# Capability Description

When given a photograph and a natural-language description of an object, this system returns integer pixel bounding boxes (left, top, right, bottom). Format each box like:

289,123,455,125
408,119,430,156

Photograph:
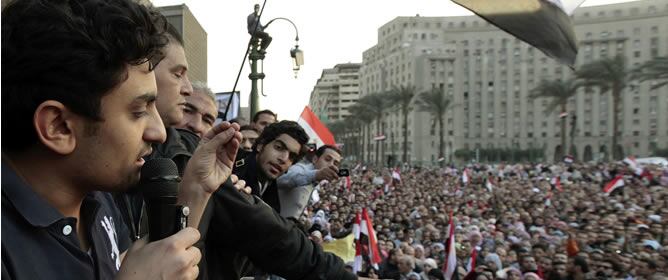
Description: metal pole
248,38,265,119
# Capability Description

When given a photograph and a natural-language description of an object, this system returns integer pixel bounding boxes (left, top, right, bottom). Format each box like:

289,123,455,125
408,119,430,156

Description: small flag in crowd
352,208,382,273
466,246,478,273
340,176,352,192
392,168,402,182
443,211,457,280
550,176,563,192
603,175,625,195
373,134,386,141
452,0,584,66
462,168,471,184
623,156,645,176
485,177,495,192
545,191,553,206
563,155,574,164
297,106,336,147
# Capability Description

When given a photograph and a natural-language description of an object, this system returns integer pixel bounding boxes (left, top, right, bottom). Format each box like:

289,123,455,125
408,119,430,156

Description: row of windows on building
377,4,665,38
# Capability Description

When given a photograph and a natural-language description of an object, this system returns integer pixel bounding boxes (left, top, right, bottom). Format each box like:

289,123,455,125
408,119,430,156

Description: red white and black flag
452,0,584,67
603,175,625,195
297,106,336,147
352,208,382,273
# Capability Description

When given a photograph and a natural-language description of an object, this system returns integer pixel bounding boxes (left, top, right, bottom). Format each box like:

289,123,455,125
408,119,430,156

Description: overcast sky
152,0,640,121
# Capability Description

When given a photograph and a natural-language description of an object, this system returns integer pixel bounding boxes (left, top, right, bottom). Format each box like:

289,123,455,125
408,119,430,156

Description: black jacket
201,182,356,280
231,151,281,213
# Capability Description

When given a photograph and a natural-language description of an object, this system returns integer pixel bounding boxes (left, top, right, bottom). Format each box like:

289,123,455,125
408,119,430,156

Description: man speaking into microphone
0,0,224,279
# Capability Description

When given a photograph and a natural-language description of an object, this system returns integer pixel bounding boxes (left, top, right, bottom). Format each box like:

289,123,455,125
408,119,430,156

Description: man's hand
315,166,339,182
184,122,242,193
231,174,251,194
179,122,242,229
117,227,201,280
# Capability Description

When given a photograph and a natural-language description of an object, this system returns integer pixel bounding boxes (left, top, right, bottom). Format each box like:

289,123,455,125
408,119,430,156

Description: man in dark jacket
233,120,309,212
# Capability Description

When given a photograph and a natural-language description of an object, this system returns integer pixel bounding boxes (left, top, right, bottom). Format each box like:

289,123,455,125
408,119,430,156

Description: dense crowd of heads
304,162,668,279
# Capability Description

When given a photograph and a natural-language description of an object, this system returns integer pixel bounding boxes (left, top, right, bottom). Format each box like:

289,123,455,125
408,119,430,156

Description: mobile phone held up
337,169,350,177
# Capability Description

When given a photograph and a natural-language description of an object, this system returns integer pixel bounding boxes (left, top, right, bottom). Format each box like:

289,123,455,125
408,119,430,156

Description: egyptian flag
623,156,645,176
545,191,553,206
462,168,471,185
297,106,336,147
466,247,478,273
550,176,563,192
443,212,457,280
485,177,495,192
352,208,382,273
392,168,402,182
452,0,584,67
603,175,625,195
341,176,352,192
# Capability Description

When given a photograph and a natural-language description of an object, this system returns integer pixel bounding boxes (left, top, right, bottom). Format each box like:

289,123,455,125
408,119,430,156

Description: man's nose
146,109,167,144
181,75,193,97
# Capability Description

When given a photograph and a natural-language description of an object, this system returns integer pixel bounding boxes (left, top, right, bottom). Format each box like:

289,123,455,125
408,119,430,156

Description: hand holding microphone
116,227,201,280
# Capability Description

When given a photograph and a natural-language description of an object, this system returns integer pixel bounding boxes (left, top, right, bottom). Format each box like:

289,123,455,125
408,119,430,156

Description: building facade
158,4,208,84
309,63,363,123
358,0,668,166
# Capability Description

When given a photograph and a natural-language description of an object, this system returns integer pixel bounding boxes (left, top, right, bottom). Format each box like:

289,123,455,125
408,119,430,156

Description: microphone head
139,158,180,199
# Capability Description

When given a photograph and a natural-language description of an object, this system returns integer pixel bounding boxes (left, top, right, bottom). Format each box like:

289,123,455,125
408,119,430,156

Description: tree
415,88,453,166
528,78,581,160
347,103,375,164
359,93,390,166
632,56,668,90
389,85,417,164
576,55,629,160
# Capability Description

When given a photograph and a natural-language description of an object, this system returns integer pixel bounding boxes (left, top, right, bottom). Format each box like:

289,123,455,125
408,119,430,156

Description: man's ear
33,100,78,155
255,143,263,153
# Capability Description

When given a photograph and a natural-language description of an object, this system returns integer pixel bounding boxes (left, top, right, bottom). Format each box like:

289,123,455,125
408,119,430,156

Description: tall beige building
358,0,668,165
158,4,207,83
309,63,362,123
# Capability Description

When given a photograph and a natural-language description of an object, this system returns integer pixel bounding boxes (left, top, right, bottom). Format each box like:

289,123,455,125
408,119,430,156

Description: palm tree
415,88,453,166
347,103,374,164
358,93,390,166
528,78,581,160
327,120,346,152
632,56,668,90
576,55,629,160
389,85,417,164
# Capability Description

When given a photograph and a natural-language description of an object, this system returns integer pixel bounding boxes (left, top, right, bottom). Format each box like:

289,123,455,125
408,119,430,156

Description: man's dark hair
165,21,184,46
315,145,341,157
2,0,168,152
252,109,277,122
254,120,308,159
240,124,260,133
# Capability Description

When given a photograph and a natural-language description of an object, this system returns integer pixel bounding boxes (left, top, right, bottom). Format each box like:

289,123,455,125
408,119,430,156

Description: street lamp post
248,38,265,118
248,17,303,119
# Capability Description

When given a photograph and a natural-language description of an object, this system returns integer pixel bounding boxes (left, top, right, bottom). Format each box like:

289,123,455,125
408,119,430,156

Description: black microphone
139,158,189,242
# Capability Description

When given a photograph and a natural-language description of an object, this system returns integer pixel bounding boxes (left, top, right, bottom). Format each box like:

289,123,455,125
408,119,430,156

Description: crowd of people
5,0,668,280
300,162,668,280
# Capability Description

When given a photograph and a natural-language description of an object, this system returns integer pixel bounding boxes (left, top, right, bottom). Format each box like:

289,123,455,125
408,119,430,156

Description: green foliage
453,148,545,163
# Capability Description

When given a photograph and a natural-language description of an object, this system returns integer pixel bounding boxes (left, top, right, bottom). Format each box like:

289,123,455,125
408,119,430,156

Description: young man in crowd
277,145,342,220
239,124,260,153
202,120,359,280
232,120,309,212
1,0,205,278
176,81,218,139
251,109,277,133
